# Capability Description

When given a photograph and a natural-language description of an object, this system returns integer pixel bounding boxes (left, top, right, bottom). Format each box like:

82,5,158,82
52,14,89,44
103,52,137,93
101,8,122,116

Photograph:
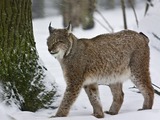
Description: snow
1,1,160,120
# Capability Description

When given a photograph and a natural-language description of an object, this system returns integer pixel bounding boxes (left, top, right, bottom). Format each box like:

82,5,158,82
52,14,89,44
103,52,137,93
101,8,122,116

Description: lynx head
47,22,73,60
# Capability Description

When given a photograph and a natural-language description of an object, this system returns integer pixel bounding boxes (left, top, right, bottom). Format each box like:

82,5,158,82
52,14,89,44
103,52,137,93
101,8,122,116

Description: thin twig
152,33,160,41
154,89,160,95
95,9,114,32
152,83,160,90
128,0,139,27
130,83,160,96
144,0,154,16
121,0,127,29
94,17,112,32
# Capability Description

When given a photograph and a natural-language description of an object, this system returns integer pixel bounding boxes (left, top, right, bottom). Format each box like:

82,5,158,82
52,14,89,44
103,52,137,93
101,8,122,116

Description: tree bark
0,0,56,111
32,0,44,19
62,0,81,27
81,0,96,30
62,0,96,30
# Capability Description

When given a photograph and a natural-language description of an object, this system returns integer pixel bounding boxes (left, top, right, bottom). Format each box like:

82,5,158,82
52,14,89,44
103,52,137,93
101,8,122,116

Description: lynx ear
48,22,54,34
66,21,72,33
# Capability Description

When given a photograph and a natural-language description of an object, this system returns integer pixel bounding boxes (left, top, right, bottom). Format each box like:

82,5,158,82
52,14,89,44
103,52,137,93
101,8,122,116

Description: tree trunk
0,0,56,111
32,0,44,19
62,0,96,30
81,0,96,30
62,0,81,27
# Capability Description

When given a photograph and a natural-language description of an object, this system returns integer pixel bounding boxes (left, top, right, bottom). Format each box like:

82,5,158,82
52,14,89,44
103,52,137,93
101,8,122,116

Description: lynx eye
58,41,63,44
53,41,63,46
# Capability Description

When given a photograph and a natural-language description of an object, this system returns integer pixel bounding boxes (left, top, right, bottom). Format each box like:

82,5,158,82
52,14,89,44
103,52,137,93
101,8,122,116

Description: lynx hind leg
84,83,104,118
130,50,154,110
105,83,124,115
130,73,154,110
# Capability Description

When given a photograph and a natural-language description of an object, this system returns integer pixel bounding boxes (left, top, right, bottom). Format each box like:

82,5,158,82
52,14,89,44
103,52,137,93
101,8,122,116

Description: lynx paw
49,115,56,118
93,112,104,118
105,111,118,115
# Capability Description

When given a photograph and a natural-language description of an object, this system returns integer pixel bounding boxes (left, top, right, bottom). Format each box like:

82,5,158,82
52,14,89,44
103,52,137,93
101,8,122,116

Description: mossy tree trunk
0,0,56,111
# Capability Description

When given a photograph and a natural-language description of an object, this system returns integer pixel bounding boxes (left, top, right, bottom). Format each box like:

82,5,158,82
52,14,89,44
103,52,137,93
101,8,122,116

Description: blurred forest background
32,0,148,30
32,0,146,18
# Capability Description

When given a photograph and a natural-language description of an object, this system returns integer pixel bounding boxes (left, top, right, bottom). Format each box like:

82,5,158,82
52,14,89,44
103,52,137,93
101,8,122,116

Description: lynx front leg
106,83,124,115
84,83,104,118
55,84,82,117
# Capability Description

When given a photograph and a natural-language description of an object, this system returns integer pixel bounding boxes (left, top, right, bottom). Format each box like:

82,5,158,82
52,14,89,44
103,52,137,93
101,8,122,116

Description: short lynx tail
139,32,149,42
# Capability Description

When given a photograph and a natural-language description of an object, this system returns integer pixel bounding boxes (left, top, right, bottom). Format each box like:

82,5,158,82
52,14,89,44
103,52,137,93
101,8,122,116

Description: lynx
47,22,154,118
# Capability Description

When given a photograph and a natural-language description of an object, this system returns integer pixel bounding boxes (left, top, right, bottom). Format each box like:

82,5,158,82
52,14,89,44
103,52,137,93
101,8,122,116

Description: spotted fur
47,23,154,118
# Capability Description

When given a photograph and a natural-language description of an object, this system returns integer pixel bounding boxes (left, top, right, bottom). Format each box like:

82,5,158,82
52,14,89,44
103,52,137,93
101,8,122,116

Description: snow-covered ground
1,1,160,120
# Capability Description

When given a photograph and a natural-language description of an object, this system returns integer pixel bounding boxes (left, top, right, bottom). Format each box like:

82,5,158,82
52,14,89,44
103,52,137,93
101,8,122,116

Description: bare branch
95,9,114,32
152,33,160,41
94,17,112,33
128,0,139,27
121,0,127,29
144,0,154,16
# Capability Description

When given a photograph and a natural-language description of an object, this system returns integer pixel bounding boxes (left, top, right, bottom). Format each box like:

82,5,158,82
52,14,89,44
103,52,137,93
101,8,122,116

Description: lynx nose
48,48,51,52
48,48,53,54
48,48,58,55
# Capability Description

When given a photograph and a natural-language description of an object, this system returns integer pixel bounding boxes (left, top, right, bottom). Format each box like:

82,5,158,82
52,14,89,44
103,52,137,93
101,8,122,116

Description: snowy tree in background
0,0,57,111
62,0,96,30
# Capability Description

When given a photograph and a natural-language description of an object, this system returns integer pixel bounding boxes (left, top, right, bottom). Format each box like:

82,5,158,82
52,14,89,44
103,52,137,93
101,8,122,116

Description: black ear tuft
66,21,72,33
49,22,54,34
